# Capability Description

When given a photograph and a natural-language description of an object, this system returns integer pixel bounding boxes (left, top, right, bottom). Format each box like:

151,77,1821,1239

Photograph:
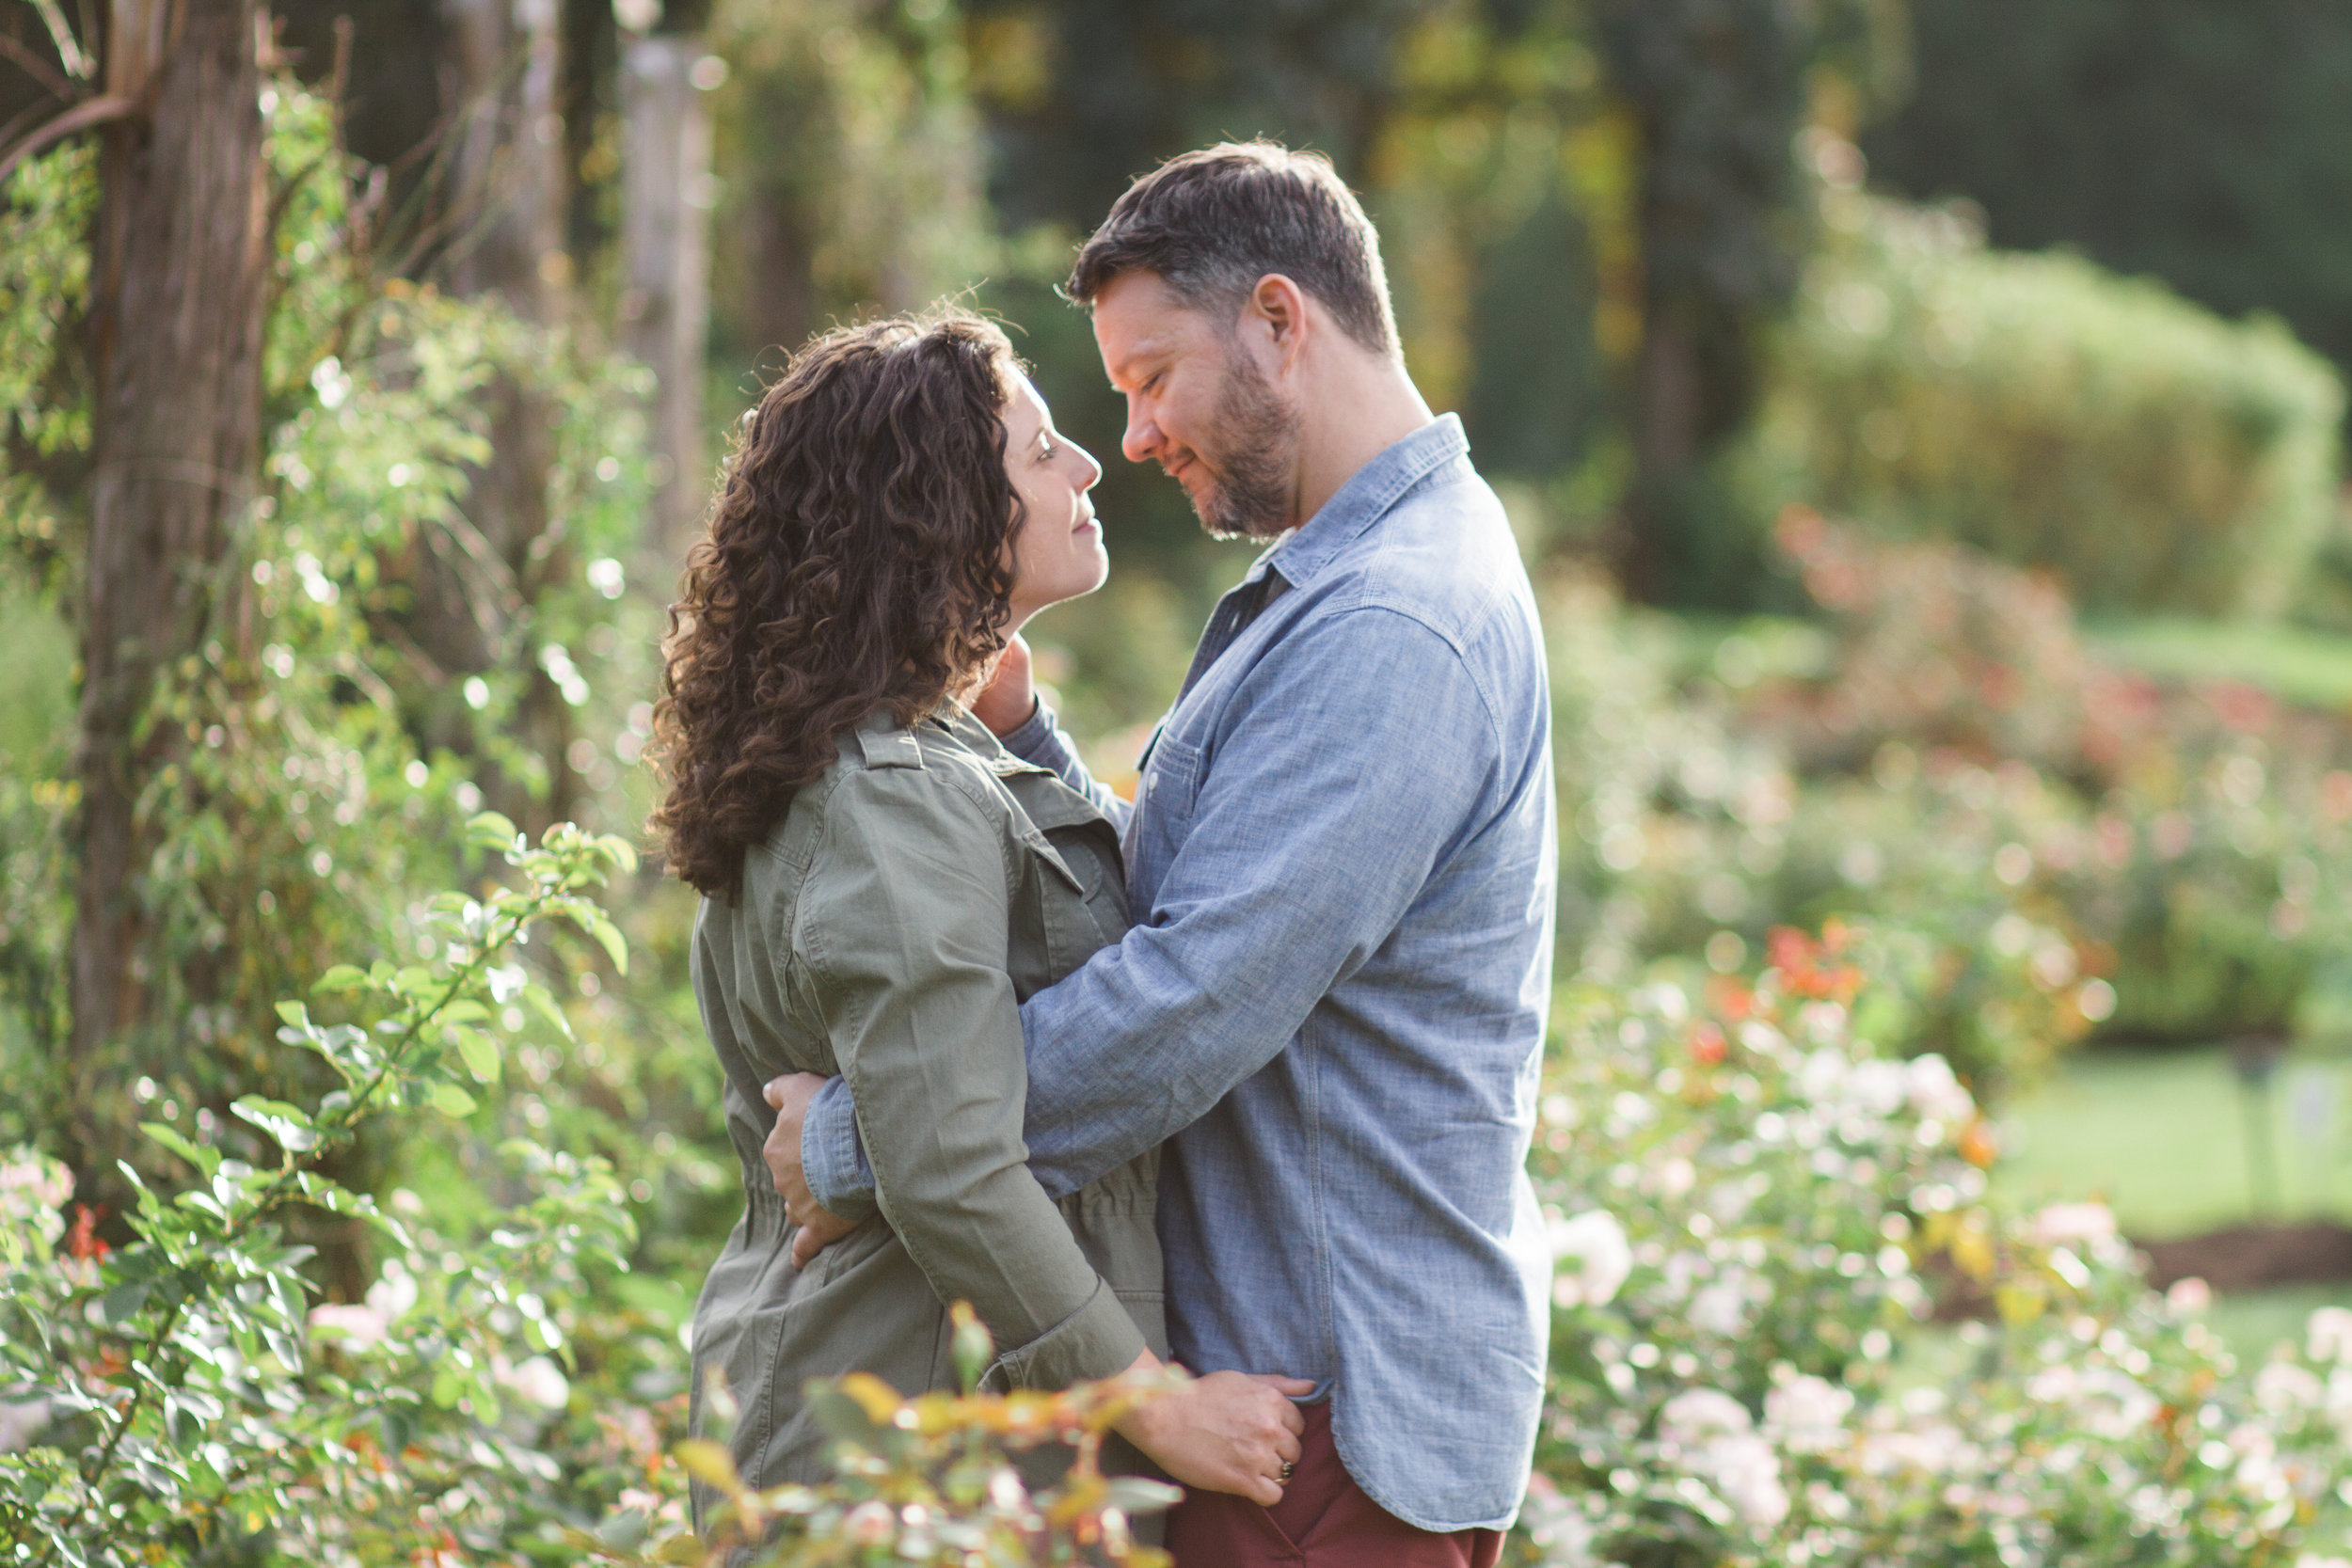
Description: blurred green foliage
1732,180,2345,618
1867,0,2352,427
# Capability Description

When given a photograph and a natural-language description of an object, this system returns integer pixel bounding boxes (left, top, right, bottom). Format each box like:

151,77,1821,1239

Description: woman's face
1000,372,1107,626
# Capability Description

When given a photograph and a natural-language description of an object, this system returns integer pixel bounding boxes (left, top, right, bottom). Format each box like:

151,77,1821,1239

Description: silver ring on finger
1278,1461,1295,1483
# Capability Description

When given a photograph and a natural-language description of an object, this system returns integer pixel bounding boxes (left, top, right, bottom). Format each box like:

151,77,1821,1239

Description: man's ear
1245,274,1311,369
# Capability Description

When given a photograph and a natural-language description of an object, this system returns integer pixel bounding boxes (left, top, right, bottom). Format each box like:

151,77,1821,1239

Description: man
770,141,1556,1567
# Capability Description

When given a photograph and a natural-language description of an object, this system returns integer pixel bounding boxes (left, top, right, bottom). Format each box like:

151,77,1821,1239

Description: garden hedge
1735,190,2345,618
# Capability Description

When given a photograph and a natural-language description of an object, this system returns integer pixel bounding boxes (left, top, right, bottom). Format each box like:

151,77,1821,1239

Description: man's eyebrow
1107,338,1171,389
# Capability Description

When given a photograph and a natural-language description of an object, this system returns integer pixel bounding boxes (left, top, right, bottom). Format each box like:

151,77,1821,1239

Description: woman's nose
1075,442,1104,490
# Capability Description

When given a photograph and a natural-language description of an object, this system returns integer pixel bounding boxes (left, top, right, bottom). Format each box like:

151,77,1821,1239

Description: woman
649,312,1304,1529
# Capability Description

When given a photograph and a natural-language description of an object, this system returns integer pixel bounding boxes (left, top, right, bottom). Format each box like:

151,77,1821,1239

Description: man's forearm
1002,701,1129,826
801,1074,877,1217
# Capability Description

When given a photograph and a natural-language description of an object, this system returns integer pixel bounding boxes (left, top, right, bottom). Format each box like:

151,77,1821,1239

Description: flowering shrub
1546,568,2101,1098
1522,933,2352,1565
0,817,644,1565
590,1302,1178,1567
1548,520,2352,1082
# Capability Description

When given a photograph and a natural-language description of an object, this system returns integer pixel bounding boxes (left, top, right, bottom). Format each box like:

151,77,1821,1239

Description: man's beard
1188,345,1301,541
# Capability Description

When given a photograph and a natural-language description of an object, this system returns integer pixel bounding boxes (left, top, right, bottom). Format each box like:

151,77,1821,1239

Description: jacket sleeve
799,766,1144,1391
999,698,1135,833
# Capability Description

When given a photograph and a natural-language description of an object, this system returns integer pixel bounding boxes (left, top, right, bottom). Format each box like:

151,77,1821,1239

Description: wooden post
618,33,713,557
72,0,266,1151
420,0,579,829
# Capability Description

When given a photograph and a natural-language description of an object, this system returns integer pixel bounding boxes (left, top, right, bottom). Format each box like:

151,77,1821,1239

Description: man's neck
1291,354,1435,528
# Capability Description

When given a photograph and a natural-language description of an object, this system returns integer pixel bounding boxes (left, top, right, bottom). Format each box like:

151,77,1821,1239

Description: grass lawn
1994,1044,2352,1361
2082,616,2352,710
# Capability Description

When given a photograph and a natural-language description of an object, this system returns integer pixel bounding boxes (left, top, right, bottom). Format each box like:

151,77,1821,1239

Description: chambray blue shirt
803,415,1556,1531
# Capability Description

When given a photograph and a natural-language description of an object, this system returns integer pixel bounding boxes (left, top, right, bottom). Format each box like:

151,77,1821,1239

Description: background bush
1730,178,2345,618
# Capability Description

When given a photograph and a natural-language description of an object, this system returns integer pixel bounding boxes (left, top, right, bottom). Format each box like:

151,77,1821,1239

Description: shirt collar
1263,413,1469,589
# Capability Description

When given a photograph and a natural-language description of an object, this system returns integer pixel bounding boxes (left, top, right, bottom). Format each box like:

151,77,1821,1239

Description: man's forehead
1093,274,1202,367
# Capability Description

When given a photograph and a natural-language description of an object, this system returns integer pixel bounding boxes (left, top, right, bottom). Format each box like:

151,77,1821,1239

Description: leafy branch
0,814,635,1566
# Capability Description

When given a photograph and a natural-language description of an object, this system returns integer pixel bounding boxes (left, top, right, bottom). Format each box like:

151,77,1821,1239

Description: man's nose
1121,398,1158,466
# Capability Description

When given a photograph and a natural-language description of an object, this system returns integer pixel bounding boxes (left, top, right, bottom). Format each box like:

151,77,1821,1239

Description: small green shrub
1735,182,2344,617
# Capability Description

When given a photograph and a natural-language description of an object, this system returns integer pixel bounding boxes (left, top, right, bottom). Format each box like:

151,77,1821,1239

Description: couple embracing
650,142,1557,1567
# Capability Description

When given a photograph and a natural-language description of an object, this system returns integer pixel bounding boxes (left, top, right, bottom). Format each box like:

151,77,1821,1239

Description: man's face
1091,270,1301,540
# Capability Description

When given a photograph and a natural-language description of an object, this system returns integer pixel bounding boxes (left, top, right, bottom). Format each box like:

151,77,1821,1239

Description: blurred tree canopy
1867,0,2352,420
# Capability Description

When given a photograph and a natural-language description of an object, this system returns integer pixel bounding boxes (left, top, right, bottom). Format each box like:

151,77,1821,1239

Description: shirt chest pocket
1132,730,1203,884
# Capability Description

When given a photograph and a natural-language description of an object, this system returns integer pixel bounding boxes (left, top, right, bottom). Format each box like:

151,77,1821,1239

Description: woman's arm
805,764,1304,1495
803,765,1139,1393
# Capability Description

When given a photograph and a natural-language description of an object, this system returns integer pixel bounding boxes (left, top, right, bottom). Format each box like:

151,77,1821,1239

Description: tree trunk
71,0,267,1162
1622,306,1701,600
418,0,578,830
618,32,712,558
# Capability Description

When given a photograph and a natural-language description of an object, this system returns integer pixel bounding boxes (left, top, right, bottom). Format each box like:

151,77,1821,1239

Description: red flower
66,1203,108,1263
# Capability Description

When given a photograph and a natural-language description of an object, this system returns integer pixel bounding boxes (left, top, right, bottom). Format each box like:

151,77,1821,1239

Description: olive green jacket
686,705,1165,1507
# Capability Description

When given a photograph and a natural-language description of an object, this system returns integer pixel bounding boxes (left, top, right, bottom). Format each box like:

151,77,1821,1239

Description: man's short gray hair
1068,141,1399,357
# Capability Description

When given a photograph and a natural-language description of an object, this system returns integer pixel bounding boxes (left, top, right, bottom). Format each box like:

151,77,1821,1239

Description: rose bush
1520,930,2352,1566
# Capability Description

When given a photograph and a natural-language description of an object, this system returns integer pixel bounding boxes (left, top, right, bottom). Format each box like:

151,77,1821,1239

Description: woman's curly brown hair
650,312,1025,896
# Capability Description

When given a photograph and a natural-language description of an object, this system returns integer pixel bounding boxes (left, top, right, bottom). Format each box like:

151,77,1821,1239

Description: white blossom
1550,1210,1633,1309
2029,1201,2119,1248
1765,1375,1855,1454
1904,1053,1976,1124
1660,1390,1789,1528
2255,1361,2323,1416
496,1354,572,1410
2308,1307,2352,1365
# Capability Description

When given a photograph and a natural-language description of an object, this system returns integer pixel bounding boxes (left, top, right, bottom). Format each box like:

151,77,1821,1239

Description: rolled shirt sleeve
800,766,1144,1390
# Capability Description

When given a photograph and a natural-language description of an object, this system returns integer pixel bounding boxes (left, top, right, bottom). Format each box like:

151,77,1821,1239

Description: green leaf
803,1386,884,1449
312,964,369,993
430,1083,477,1118
672,1438,741,1492
231,1095,321,1153
275,1000,312,1030
380,1404,415,1455
578,909,628,974
464,810,520,850
143,1121,222,1177
520,982,574,1041
102,1280,152,1325
453,1024,501,1085
1104,1476,1184,1516
597,833,641,877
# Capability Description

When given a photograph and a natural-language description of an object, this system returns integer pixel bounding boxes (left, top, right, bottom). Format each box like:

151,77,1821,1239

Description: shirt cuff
800,1075,880,1224
998,697,1059,764
979,1275,1149,1394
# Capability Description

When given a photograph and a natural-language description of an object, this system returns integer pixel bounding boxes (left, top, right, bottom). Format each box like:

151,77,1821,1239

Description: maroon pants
1164,1403,1505,1568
